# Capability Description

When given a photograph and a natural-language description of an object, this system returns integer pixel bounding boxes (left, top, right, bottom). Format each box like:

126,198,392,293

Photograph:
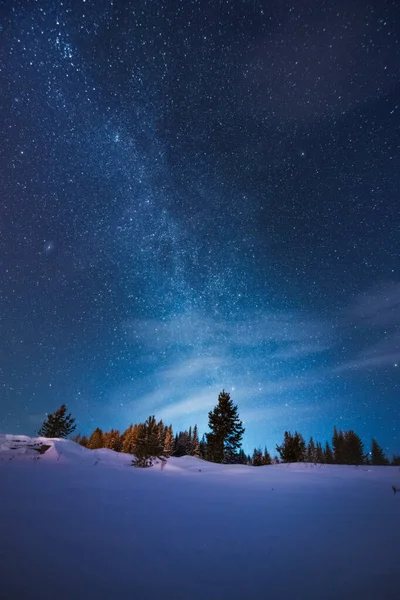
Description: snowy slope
0,435,399,600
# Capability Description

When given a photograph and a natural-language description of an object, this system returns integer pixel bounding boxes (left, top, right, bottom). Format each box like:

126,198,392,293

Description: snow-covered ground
0,435,399,600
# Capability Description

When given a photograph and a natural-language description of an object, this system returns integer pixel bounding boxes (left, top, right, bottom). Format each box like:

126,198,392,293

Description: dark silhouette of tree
192,424,200,457
306,437,316,462
332,427,345,464
206,390,245,463
38,404,76,438
343,430,365,465
263,446,272,465
324,441,334,464
370,438,389,466
276,431,306,463
252,447,264,466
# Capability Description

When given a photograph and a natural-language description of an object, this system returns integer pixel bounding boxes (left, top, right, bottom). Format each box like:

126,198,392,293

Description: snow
0,435,399,599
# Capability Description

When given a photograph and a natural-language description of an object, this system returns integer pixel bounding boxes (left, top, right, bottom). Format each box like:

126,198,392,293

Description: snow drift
0,434,399,600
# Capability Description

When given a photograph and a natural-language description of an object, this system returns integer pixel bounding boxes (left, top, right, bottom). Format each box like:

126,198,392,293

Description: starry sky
1,0,399,456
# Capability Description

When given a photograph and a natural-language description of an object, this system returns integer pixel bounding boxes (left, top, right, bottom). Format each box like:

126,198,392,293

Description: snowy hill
0,435,399,600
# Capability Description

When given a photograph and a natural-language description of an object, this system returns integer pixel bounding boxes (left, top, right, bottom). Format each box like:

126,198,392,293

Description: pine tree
343,430,365,465
192,424,200,457
324,441,333,464
163,425,174,457
206,390,245,463
132,416,164,467
332,427,345,464
276,431,306,463
263,446,272,465
370,438,388,466
38,404,76,438
306,437,316,462
237,448,248,464
103,429,122,452
173,431,190,457
252,447,263,466
391,454,400,466
199,434,207,459
315,441,324,463
87,427,104,450
122,425,140,454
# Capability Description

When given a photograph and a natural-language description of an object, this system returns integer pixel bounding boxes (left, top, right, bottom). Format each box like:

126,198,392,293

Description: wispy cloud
337,282,400,371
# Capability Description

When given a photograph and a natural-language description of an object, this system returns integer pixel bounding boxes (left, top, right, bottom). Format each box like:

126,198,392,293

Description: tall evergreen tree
87,427,104,450
199,434,207,459
38,404,76,438
122,424,140,454
332,427,345,464
370,438,388,466
206,390,245,463
132,416,164,467
391,454,400,466
192,424,200,457
103,429,122,452
306,437,316,462
343,430,365,465
163,425,174,457
263,446,272,465
276,431,306,463
315,441,325,463
324,441,334,464
252,447,263,466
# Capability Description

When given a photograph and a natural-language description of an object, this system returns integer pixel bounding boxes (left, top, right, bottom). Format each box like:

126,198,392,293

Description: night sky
1,0,399,456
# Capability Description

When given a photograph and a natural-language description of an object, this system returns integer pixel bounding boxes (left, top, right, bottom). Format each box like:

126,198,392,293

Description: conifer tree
263,446,272,465
332,427,345,464
87,427,104,450
38,404,76,438
276,431,306,463
122,425,140,454
391,454,400,466
343,430,365,465
206,390,245,463
192,424,200,457
370,438,388,466
199,434,207,459
252,447,263,466
315,441,324,463
324,441,333,464
306,437,316,462
132,416,164,467
163,425,174,457
103,429,122,452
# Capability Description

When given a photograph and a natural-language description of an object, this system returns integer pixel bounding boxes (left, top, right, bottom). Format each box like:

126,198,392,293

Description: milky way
1,0,399,455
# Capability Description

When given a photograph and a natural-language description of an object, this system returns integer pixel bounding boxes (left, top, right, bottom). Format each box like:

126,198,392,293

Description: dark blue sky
1,0,399,455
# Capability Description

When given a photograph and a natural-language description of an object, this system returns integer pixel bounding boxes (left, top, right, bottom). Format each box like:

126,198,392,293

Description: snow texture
0,435,399,600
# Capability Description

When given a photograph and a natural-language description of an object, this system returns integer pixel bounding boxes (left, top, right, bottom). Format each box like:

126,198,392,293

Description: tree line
38,394,400,467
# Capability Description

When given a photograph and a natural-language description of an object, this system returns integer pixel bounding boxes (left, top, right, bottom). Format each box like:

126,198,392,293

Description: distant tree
271,455,280,464
132,416,164,467
316,441,325,463
343,430,365,465
173,430,190,457
237,448,248,464
252,447,264,466
332,427,345,464
163,425,174,457
391,454,400,466
370,438,389,466
206,390,245,463
79,435,88,448
38,404,76,438
122,424,140,454
306,437,316,462
324,441,334,464
199,434,207,460
263,446,272,465
276,431,306,463
191,425,200,457
87,427,104,450
103,429,122,452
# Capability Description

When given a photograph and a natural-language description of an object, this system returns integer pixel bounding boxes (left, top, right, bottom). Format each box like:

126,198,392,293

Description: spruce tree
391,454,400,466
263,446,272,465
206,390,245,463
252,447,263,466
87,427,104,450
332,427,345,464
315,441,324,464
324,441,333,464
38,404,76,438
163,425,174,457
276,431,306,463
192,424,200,457
343,430,365,465
306,437,316,462
132,416,164,467
103,429,122,452
370,438,388,466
